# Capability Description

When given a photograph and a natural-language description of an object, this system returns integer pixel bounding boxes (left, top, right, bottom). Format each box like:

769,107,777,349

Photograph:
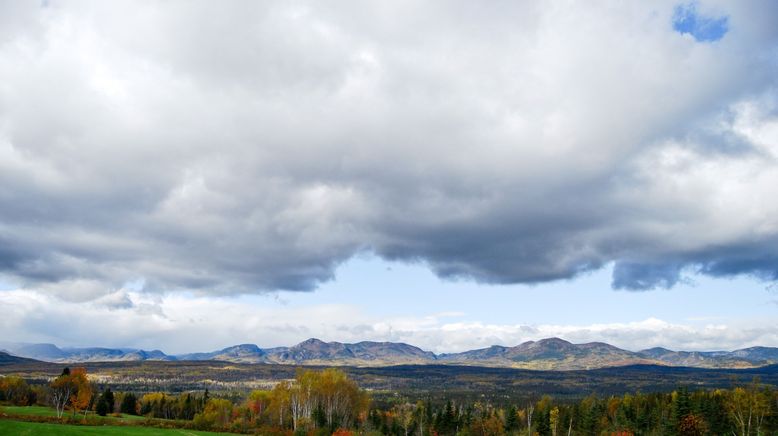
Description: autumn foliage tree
678,414,708,436
189,368,369,432
193,398,233,429
268,380,291,428
282,368,368,432
246,389,271,424
726,380,772,436
49,367,92,418
0,376,32,406
69,368,94,419
314,367,368,430
50,368,77,418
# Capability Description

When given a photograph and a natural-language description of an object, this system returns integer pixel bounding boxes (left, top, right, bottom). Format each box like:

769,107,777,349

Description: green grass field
1,405,145,421
0,419,231,435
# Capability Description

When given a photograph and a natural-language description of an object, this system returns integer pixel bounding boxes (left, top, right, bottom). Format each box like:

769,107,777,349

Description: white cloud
1,289,775,354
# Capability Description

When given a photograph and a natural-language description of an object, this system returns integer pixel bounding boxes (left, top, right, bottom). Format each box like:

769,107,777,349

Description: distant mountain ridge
4,338,778,370
4,343,175,363
0,351,38,365
177,344,267,363
270,338,436,365
438,338,656,370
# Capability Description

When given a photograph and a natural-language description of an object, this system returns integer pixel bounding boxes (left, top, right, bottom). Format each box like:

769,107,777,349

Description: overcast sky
1,1,777,354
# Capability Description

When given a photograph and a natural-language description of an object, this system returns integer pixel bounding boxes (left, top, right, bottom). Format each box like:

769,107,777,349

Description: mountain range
3,338,777,370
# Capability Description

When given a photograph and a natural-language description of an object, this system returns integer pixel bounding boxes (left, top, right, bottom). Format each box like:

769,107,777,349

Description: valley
3,351,778,405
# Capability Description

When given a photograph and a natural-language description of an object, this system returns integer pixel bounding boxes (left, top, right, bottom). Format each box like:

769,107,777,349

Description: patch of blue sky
672,2,729,42
259,255,776,329
0,277,17,291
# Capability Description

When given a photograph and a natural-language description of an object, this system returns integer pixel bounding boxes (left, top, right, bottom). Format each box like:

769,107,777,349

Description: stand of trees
0,375,36,406
192,368,370,433
3,368,777,435
371,381,776,436
139,390,209,420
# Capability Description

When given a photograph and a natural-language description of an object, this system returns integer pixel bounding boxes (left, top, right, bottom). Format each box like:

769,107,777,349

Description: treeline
0,368,210,419
2,367,370,433
374,382,777,436
195,367,371,433
2,369,777,435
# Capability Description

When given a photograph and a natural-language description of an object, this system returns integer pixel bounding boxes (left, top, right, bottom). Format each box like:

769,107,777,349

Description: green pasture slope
0,406,230,435
0,420,231,435
1,405,144,420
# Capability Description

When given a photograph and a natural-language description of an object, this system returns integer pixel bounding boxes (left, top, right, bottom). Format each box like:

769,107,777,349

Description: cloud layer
1,1,778,299
2,289,776,354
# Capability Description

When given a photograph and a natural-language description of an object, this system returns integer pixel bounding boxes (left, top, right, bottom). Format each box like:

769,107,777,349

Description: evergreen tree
425,399,433,430
669,387,692,434
701,391,731,435
103,388,114,414
434,401,457,436
577,396,599,435
369,409,381,430
535,407,551,436
183,393,194,420
95,396,109,416
505,405,518,432
120,392,138,415
158,395,166,418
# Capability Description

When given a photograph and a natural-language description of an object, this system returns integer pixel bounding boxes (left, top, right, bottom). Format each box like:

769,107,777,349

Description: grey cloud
698,242,778,281
612,262,684,290
94,290,134,310
1,1,778,298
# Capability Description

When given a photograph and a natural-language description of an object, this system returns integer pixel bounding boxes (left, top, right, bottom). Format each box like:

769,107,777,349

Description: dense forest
1,367,777,435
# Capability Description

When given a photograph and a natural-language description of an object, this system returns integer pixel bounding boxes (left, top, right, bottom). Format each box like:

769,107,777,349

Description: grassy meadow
0,405,229,435
1,405,145,420
0,419,230,435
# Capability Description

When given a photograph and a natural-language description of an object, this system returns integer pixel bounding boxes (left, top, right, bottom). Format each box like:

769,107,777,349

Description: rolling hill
0,351,38,365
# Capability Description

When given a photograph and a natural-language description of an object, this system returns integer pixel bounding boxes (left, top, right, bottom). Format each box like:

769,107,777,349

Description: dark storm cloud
1,1,778,299
612,262,684,290
697,241,778,281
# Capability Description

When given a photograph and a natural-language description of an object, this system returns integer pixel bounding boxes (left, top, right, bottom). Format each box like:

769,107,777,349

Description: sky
1,1,777,354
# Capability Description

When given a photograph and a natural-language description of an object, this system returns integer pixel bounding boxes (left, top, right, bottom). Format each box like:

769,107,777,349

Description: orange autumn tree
50,367,93,419
51,368,77,418
69,367,93,419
